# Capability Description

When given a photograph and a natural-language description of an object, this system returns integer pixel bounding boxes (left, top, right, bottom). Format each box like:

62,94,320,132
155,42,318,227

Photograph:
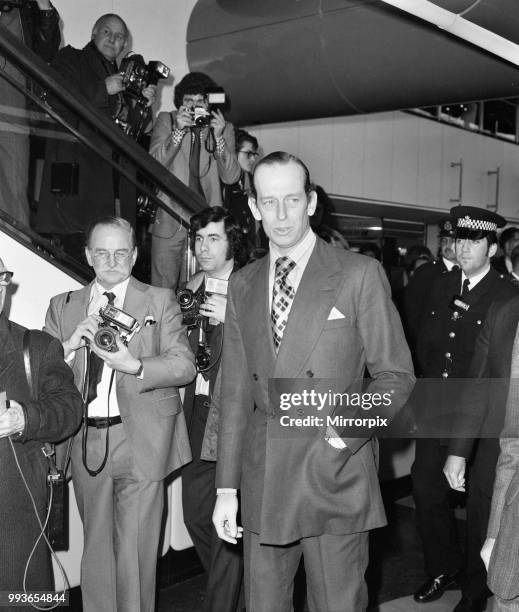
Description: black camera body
189,88,227,127
177,288,207,329
93,304,139,352
119,53,170,102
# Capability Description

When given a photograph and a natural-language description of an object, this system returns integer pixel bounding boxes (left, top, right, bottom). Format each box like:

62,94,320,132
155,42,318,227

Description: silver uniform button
449,332,455,338
477,320,482,325
445,352,451,358
442,371,449,378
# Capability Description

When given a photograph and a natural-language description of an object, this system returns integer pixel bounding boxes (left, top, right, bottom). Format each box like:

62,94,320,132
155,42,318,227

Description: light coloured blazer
216,238,415,544
149,112,240,238
44,276,196,481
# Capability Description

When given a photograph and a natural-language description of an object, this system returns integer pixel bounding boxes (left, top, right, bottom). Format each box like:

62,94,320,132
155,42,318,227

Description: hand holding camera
63,314,103,359
90,334,141,375
209,108,226,139
199,293,227,325
105,74,126,96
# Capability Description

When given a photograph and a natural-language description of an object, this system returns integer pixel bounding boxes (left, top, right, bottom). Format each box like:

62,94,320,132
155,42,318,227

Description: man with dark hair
181,206,245,612
44,216,195,612
35,14,156,260
0,0,60,225
149,71,240,291
492,226,519,275
0,255,83,608
223,128,265,251
213,151,414,611
413,206,518,610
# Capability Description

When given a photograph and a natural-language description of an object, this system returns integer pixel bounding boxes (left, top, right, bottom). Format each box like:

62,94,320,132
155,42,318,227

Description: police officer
412,206,519,609
403,217,458,365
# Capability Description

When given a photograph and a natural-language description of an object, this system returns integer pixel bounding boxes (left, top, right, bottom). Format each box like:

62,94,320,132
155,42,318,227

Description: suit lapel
0,316,16,384
274,240,343,379
123,277,149,352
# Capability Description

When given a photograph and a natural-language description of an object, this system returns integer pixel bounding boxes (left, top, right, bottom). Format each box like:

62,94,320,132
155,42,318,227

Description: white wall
52,0,197,111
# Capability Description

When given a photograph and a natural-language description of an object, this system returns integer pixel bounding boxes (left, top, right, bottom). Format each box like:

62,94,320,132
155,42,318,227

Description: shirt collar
443,257,457,271
269,227,316,271
461,263,490,291
92,276,131,305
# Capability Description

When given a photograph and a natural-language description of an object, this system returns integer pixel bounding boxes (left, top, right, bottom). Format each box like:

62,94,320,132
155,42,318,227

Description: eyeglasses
91,250,133,263
238,150,259,159
0,271,13,286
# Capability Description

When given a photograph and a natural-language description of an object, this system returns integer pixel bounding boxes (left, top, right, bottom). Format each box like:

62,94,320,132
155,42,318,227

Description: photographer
181,206,247,612
0,256,83,609
44,217,195,612
150,72,241,291
35,14,157,261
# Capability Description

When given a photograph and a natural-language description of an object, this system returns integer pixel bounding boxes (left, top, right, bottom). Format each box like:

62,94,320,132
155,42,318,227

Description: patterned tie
188,126,204,198
87,291,116,404
271,256,296,352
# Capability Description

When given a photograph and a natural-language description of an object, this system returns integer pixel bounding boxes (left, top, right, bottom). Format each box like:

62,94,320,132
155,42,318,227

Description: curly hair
174,72,218,109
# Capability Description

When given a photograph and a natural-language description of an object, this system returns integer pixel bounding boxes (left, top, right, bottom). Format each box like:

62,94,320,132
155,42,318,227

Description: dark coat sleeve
22,3,61,63
15,331,83,445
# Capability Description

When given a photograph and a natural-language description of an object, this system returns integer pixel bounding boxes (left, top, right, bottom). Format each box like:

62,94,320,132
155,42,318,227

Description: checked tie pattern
271,256,296,352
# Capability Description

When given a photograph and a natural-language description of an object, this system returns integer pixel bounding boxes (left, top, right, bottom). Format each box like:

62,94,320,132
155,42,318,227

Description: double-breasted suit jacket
215,238,415,545
44,276,195,481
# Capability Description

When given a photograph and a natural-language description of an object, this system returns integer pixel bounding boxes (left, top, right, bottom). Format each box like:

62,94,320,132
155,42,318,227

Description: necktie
87,291,116,404
271,257,296,352
461,278,470,298
188,126,205,198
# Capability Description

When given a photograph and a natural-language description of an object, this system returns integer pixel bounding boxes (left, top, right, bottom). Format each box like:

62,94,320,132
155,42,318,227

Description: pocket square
144,316,156,327
327,307,345,320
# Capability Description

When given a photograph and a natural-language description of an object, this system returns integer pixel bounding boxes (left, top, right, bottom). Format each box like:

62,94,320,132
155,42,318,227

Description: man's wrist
133,359,144,378
215,136,226,155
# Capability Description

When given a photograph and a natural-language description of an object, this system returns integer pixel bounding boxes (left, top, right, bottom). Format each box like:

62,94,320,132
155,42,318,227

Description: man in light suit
44,217,196,612
212,151,415,611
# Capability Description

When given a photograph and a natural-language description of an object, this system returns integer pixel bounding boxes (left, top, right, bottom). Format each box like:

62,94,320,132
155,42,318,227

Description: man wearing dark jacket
35,14,155,260
0,256,83,610
412,206,519,609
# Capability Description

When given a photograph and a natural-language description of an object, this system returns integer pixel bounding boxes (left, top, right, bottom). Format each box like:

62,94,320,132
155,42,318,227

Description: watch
134,360,144,377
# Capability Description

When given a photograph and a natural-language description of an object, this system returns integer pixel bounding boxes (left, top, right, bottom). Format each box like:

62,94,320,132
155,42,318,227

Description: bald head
92,14,128,62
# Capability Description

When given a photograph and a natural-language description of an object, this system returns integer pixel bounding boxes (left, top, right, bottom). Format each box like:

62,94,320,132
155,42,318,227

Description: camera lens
177,289,195,309
94,328,118,352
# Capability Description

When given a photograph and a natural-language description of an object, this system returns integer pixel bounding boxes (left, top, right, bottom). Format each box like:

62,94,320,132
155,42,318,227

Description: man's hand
199,294,227,325
142,85,157,108
91,335,141,374
0,399,25,438
213,493,243,544
176,106,194,130
105,74,125,96
443,455,466,491
481,537,496,571
210,109,226,139
35,0,52,9
62,314,102,359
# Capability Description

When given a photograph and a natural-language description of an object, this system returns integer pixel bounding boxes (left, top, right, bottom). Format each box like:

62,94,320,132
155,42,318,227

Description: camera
93,304,140,352
177,288,207,329
189,88,227,127
119,53,170,102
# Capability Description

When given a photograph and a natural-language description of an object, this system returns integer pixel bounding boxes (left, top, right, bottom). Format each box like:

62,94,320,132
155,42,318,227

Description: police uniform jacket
416,267,517,380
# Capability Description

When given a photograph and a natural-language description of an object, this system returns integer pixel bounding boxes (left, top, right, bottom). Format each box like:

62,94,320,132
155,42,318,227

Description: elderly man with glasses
44,216,195,612
0,259,83,605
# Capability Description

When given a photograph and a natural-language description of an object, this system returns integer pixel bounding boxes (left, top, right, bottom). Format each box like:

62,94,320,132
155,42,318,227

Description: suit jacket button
252,373,258,381
306,370,314,378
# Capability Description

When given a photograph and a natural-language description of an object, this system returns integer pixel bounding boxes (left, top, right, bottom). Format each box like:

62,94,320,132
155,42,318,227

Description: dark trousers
182,395,243,612
244,530,369,612
412,438,463,577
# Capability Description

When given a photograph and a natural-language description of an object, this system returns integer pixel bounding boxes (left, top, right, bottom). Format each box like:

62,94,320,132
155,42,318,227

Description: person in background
181,206,247,612
491,226,519,275
149,72,240,291
0,256,83,608
0,0,60,225
223,128,265,252
35,14,156,261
